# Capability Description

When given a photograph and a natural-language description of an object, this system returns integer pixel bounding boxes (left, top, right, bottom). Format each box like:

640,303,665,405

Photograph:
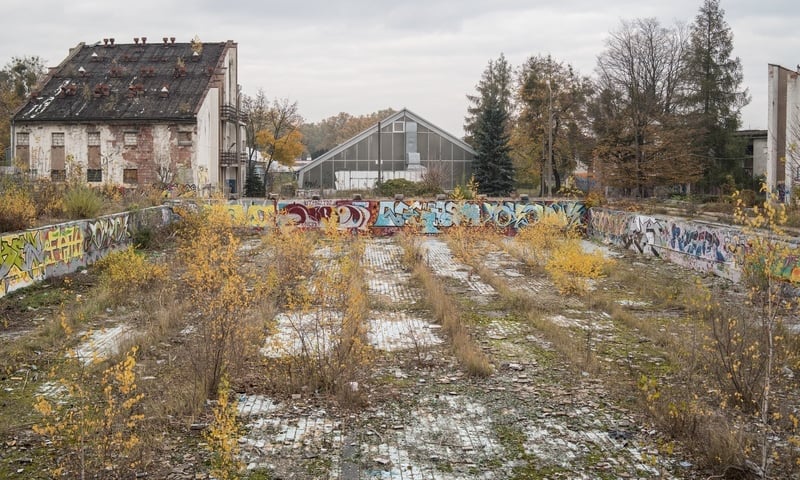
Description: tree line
468,0,750,197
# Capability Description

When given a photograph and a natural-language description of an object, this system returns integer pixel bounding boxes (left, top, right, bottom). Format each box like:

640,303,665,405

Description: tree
685,0,750,190
300,108,396,158
242,89,270,197
593,18,701,196
252,97,304,193
513,55,594,194
473,92,515,196
0,56,46,164
464,54,513,146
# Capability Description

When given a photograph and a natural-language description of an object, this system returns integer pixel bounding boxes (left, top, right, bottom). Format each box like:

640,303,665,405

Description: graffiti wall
587,208,754,282
0,206,174,298
262,199,586,234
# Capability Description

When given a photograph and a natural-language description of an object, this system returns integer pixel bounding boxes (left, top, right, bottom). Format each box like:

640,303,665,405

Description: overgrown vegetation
398,230,494,377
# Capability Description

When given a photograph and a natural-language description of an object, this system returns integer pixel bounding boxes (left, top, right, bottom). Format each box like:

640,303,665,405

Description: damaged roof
14,38,234,123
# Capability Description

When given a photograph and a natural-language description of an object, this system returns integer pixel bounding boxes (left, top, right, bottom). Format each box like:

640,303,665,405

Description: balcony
220,104,248,124
219,151,247,167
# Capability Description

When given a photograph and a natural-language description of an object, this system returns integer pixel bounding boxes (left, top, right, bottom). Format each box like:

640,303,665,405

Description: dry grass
398,232,493,377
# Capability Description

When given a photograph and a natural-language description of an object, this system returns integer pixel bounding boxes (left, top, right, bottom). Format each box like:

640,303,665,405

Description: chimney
134,37,140,44
170,37,176,44
141,36,147,44
109,38,115,46
163,37,168,45
103,38,109,46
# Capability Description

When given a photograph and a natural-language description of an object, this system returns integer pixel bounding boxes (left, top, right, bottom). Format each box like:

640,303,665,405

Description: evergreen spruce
244,161,265,197
473,94,515,196
686,0,750,188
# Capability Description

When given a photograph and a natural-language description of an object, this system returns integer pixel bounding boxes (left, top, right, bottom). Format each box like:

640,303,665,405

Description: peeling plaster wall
0,206,176,298
17,123,199,185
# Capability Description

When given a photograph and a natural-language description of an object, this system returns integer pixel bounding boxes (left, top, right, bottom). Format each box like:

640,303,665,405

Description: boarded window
124,132,137,146
178,131,192,145
123,168,138,184
87,169,102,182
88,131,101,169
393,121,405,133
51,132,65,170
11,133,29,166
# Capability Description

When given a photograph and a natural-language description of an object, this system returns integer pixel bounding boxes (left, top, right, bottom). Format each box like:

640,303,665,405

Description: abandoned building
10,36,246,195
767,64,800,199
296,109,476,193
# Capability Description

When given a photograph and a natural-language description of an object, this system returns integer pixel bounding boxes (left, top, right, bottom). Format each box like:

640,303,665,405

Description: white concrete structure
767,64,800,200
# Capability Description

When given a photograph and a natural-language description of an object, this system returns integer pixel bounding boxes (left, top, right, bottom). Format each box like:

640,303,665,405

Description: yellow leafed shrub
545,239,613,294
0,185,36,232
514,211,578,264
96,245,167,293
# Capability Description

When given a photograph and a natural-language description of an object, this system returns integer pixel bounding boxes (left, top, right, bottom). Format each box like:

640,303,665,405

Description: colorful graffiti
0,206,173,298
588,208,754,282
265,199,585,234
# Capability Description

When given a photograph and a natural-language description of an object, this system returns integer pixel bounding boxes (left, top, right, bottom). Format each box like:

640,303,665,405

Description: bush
374,178,421,197
95,245,167,294
63,185,104,219
545,239,613,295
0,185,36,232
32,179,65,217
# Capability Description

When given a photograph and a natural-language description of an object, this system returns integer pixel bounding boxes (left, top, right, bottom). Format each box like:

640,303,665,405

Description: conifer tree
685,0,750,188
473,93,515,196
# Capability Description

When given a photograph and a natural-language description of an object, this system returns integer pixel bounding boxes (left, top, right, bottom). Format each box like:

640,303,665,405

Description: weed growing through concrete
177,205,265,398
33,346,145,478
261,212,373,403
398,231,493,377
205,375,244,480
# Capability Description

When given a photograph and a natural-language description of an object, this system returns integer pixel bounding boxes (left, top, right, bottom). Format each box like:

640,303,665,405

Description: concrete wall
0,206,175,298
220,199,586,235
587,208,800,283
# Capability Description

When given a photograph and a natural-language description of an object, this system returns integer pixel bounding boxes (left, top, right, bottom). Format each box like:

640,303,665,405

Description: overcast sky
2,0,797,137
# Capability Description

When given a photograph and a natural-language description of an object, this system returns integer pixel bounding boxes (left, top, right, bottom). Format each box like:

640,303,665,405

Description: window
51,170,66,182
393,121,405,133
88,131,100,146
17,132,29,146
177,131,192,145
123,168,138,184
87,169,102,182
124,132,137,146
52,132,65,147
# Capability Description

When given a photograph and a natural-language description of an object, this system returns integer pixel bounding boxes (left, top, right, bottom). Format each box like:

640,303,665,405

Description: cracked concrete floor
237,236,692,479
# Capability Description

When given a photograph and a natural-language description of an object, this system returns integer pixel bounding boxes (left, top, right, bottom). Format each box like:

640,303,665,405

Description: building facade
767,64,800,199
11,37,246,196
297,109,476,193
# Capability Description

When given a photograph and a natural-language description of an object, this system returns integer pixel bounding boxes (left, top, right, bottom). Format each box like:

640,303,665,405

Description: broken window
124,132,137,146
178,131,192,145
51,170,66,182
88,131,100,146
87,169,102,182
